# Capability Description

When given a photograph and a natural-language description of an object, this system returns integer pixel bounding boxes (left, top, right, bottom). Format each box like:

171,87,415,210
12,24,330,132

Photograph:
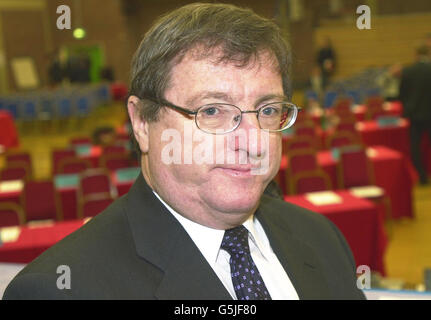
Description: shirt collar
152,191,269,264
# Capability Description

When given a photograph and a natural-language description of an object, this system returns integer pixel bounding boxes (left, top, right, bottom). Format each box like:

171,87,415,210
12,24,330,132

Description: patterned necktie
221,225,271,300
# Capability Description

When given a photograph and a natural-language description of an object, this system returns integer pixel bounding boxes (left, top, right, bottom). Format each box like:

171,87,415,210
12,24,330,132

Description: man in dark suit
3,3,364,300
399,46,431,185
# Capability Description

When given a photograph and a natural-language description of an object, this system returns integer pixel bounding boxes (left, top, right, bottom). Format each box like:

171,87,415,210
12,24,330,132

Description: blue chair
57,97,73,119
323,91,338,109
21,99,38,121
5,98,19,119
346,90,362,105
76,96,90,117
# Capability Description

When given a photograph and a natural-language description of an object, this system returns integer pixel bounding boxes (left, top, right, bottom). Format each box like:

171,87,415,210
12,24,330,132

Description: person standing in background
399,46,431,185
317,37,336,90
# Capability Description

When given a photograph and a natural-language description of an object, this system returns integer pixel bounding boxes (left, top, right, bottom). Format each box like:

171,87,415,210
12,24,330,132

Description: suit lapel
257,197,332,299
124,175,231,299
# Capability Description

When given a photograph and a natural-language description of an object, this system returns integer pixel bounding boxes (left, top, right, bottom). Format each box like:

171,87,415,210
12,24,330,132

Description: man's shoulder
260,195,333,230
3,196,135,299
258,195,349,255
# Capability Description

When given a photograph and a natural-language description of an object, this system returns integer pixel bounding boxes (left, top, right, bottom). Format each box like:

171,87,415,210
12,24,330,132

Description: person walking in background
399,46,431,185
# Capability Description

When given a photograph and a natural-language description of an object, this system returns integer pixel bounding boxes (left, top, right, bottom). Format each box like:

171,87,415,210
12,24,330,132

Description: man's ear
127,95,149,153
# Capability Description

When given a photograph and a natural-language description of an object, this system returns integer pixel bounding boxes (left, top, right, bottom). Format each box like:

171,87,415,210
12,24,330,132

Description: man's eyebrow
184,92,288,108
254,94,289,108
185,91,233,107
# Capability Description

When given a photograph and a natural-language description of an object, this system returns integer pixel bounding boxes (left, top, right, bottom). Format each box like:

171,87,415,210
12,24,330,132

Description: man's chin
202,189,262,215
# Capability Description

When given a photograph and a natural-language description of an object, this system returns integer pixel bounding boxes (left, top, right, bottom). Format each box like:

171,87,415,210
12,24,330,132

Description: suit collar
257,196,332,299
124,174,231,299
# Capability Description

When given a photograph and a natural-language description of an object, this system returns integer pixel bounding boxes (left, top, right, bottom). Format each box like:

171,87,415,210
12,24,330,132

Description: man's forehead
173,45,280,74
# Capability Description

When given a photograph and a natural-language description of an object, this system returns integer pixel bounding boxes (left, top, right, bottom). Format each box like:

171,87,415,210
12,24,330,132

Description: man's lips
213,165,258,177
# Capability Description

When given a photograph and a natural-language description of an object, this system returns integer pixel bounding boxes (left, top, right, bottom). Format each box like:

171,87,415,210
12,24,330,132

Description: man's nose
228,112,267,158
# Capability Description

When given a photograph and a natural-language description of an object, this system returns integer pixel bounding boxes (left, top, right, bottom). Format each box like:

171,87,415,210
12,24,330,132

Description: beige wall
314,13,431,80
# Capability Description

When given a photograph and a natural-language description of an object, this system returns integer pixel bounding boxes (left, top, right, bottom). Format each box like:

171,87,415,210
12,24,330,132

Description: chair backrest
79,169,114,196
102,145,127,155
77,169,116,219
294,122,316,138
100,153,131,171
337,146,375,188
291,169,332,194
0,161,31,181
79,193,114,218
326,130,362,149
366,96,386,120
52,149,76,175
57,157,92,174
23,180,60,221
335,119,357,133
287,148,318,175
0,202,25,227
6,152,31,168
70,137,92,146
282,135,317,153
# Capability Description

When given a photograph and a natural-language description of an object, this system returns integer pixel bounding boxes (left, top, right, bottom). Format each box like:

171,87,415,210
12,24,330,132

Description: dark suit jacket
399,61,431,122
3,174,365,300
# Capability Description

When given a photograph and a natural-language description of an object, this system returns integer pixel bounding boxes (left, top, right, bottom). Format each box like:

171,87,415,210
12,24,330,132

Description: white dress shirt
153,191,299,300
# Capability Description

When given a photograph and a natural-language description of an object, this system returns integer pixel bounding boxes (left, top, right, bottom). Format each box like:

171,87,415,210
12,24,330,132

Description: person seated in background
3,3,364,300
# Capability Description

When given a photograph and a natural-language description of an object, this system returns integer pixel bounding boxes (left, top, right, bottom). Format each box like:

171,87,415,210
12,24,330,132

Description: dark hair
128,3,292,155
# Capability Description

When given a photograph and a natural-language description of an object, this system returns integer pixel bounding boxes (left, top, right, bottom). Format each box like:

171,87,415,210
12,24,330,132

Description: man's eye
202,106,219,116
261,106,278,116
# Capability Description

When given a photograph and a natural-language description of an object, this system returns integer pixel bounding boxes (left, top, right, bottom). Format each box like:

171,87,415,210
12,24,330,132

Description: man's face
132,50,284,228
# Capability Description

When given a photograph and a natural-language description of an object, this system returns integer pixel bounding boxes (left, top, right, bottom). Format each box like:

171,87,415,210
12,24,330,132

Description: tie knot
221,225,250,256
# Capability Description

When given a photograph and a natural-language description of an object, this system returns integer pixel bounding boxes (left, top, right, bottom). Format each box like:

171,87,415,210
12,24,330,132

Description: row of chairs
0,168,119,228
280,145,392,234
282,146,377,194
0,83,111,121
0,141,136,182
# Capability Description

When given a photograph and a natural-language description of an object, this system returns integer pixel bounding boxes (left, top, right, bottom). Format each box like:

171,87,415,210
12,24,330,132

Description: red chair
291,169,332,194
325,130,362,149
336,146,392,233
0,202,25,227
57,157,92,174
332,98,353,117
288,148,319,174
282,135,318,153
23,180,61,221
100,153,132,171
103,145,127,155
80,195,114,218
335,117,358,133
286,148,319,194
6,152,32,170
52,149,76,175
77,169,117,218
70,137,92,146
0,161,31,181
294,123,316,138
366,96,386,120
337,146,376,188
115,133,131,144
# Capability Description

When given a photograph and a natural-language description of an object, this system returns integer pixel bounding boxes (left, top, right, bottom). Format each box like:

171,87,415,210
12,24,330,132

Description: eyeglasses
148,98,302,134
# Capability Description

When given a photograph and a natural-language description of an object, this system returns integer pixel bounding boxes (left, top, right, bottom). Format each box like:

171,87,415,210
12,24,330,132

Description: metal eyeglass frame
144,98,302,134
